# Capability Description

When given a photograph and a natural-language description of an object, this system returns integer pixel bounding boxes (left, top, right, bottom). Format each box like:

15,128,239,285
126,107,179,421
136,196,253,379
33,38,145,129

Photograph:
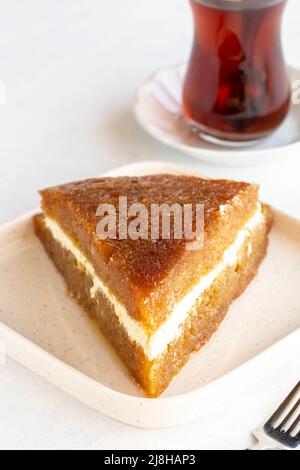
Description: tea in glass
183,0,291,144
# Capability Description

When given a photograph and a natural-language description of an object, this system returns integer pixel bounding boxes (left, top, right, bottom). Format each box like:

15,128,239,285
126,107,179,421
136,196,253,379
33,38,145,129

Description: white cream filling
44,204,263,361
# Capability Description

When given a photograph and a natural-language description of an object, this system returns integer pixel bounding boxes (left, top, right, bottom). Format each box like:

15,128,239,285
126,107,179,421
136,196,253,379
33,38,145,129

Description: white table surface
0,0,299,450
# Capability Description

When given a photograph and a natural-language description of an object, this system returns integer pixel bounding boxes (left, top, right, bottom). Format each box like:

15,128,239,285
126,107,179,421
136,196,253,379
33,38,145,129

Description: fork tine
287,412,300,435
264,381,300,448
278,398,300,430
269,381,300,424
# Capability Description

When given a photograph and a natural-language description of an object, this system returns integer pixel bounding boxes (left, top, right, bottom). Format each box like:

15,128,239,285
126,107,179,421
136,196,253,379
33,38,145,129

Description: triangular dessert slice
34,174,272,397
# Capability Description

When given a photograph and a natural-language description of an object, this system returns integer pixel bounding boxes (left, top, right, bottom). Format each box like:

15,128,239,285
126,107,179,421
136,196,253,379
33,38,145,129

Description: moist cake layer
148,205,272,397
42,203,264,361
40,175,260,329
34,205,272,397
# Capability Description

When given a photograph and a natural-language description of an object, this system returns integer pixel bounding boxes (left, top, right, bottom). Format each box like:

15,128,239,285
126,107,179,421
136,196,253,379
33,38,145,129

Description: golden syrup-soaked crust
40,174,259,330
34,205,272,397
148,205,272,397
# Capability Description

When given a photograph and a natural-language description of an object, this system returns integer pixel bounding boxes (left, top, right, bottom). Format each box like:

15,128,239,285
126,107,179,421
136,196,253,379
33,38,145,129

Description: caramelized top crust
40,174,259,331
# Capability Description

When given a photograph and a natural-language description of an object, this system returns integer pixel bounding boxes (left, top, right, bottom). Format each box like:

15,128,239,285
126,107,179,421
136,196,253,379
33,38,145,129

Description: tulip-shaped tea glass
182,0,291,145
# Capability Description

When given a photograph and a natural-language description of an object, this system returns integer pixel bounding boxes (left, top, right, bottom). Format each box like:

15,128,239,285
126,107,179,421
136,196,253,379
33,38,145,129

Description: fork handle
248,429,287,450
248,442,283,451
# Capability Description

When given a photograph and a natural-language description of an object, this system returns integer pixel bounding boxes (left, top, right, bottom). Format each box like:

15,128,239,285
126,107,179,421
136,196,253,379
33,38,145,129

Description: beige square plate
0,161,299,428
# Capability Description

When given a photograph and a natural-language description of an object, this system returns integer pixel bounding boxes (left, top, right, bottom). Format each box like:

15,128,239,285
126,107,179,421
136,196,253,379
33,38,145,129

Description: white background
0,0,299,450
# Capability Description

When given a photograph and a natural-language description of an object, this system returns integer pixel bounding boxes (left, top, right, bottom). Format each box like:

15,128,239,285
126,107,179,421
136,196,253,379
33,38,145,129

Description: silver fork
249,380,300,450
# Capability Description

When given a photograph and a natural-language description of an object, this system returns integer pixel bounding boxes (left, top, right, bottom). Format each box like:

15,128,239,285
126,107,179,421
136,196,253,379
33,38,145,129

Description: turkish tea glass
182,0,291,145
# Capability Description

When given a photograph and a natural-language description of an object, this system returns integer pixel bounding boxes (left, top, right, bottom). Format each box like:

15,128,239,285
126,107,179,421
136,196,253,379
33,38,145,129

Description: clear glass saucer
134,63,300,166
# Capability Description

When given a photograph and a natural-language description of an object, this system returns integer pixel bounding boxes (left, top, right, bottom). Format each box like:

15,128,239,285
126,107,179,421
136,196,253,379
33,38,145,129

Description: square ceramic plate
0,161,299,429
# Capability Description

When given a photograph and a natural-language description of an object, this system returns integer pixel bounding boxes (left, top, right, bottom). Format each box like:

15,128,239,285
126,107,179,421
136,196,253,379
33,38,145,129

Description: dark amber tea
183,0,291,144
